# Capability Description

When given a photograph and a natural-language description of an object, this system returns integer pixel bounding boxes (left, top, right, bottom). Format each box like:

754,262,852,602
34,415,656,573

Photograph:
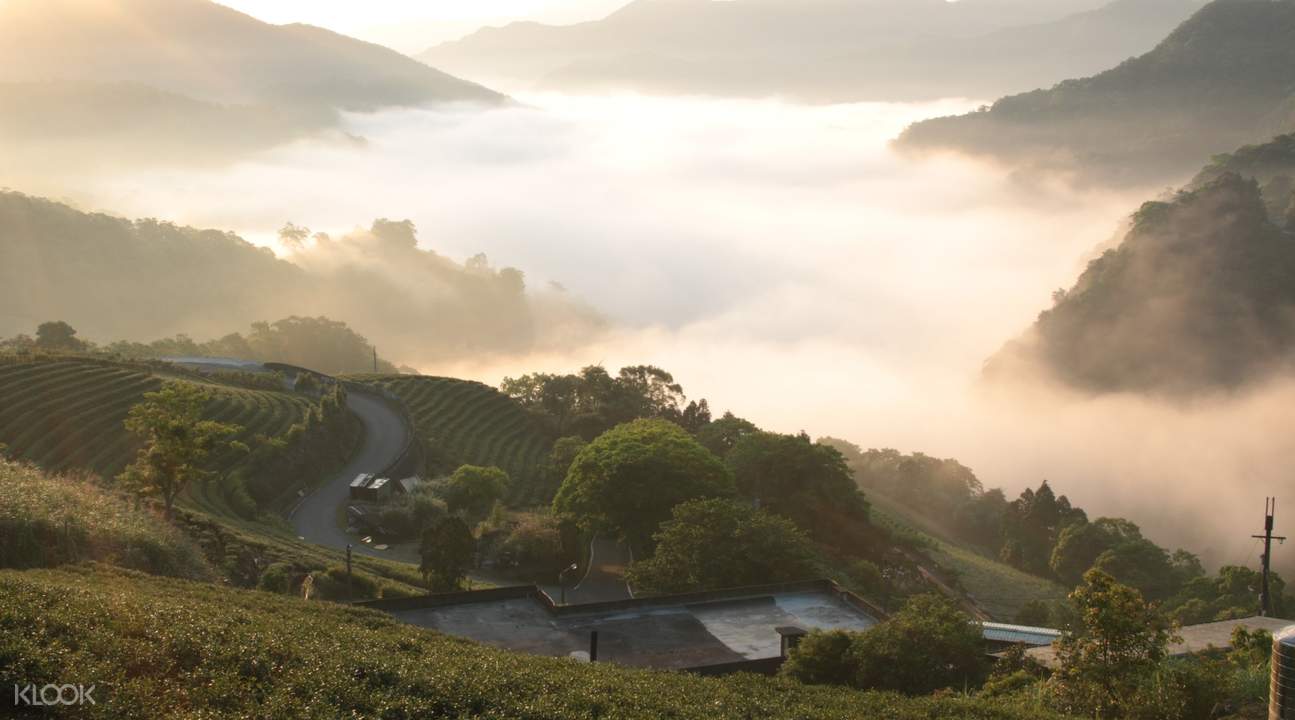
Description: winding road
290,391,409,561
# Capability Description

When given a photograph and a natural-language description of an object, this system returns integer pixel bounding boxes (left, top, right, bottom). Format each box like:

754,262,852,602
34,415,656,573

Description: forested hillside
990,171,1295,393
0,192,605,364
898,0,1295,184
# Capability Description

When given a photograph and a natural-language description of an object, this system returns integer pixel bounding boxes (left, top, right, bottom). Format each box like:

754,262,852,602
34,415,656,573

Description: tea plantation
0,563,1073,719
0,356,308,478
360,375,553,503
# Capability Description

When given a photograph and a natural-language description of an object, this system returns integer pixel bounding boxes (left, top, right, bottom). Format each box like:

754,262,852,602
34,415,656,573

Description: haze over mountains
419,0,1204,102
900,0,1295,184
0,192,604,365
0,0,504,174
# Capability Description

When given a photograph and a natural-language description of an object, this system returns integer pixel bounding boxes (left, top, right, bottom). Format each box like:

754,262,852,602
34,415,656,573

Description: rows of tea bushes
0,563,1072,719
362,375,553,504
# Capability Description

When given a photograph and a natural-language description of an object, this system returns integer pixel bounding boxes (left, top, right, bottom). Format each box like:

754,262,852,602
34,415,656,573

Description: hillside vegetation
990,172,1295,393
0,460,213,581
899,0,1295,183
0,355,354,519
362,375,554,503
0,564,1073,719
0,193,605,364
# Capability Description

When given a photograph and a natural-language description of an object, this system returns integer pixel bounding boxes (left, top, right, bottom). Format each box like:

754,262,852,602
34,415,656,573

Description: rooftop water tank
1271,625,1295,719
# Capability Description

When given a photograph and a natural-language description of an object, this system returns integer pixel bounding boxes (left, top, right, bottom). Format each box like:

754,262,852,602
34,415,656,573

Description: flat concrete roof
363,580,881,670
1026,616,1291,668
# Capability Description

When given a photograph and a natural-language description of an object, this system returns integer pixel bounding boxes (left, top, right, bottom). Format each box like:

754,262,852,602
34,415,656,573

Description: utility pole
1252,497,1286,616
346,544,354,603
373,348,378,374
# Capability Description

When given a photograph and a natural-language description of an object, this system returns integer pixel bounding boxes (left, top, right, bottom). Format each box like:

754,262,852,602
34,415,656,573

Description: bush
782,594,986,695
256,562,298,594
499,512,567,577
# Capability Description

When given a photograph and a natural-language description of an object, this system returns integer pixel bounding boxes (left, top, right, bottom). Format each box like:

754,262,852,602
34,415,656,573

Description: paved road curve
291,392,409,561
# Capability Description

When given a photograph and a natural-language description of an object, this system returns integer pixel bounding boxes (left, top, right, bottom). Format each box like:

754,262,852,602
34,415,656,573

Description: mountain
987,138,1295,394
0,0,502,110
898,0,1295,185
0,0,504,174
418,0,1201,103
0,192,604,366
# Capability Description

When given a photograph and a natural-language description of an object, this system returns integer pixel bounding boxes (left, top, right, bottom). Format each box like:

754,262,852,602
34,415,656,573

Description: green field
359,375,554,504
0,563,1072,719
868,492,1069,621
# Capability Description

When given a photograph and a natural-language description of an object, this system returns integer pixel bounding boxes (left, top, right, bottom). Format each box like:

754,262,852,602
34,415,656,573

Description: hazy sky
215,0,628,51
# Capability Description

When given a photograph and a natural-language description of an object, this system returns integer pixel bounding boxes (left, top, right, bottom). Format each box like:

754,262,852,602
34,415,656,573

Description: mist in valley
10,88,1290,573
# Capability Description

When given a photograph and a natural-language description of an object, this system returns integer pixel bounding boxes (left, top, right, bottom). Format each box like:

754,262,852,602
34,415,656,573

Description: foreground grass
868,494,1068,620
0,460,213,581
0,564,1074,719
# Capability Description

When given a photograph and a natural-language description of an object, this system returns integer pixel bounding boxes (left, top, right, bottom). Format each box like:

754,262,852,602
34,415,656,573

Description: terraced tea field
361,375,554,504
0,357,314,514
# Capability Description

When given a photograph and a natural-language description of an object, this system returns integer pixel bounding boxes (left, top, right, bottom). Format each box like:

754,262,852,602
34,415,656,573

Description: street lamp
559,562,579,605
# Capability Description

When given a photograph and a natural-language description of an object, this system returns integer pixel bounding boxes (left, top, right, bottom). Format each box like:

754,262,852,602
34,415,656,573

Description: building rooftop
981,622,1061,647
1025,615,1291,668
359,580,883,671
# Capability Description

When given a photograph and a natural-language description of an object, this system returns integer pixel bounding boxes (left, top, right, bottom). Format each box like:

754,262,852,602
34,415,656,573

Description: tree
726,431,868,544
441,465,510,520
696,412,758,458
538,436,586,504
1050,518,1143,586
780,594,985,694
277,222,310,250
117,383,240,519
999,481,1086,576
552,419,734,548
419,517,475,592
1051,569,1173,718
34,321,85,351
627,499,818,594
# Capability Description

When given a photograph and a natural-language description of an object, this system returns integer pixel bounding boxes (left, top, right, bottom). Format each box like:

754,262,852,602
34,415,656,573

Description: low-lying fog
41,93,1294,571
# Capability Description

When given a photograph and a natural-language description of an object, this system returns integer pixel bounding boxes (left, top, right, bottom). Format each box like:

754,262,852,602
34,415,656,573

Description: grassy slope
0,564,1072,719
868,492,1069,621
357,374,554,504
0,459,213,580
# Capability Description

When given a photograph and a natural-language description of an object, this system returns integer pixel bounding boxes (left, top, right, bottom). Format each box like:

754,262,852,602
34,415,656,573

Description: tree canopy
117,382,240,519
552,419,735,548
440,465,510,520
626,498,818,594
726,431,868,545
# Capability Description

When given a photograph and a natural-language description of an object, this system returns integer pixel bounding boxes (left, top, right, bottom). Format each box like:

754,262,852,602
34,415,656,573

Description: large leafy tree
726,431,868,543
1051,569,1173,717
999,481,1086,576
553,419,734,548
34,320,85,351
627,498,818,594
118,382,240,519
419,517,476,592
440,465,510,520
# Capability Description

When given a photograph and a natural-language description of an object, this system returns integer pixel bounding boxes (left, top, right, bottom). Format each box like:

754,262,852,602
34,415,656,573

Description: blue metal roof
981,622,1061,647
